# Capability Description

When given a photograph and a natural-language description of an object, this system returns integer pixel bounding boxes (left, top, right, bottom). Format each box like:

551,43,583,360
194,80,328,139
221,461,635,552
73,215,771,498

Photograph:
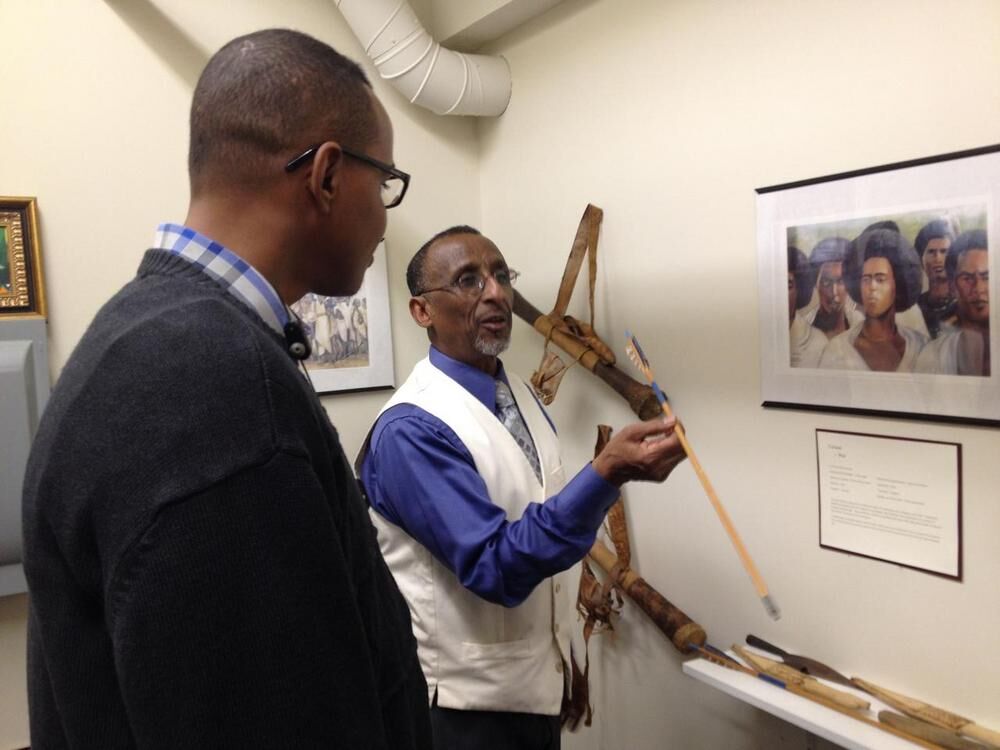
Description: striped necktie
495,380,543,485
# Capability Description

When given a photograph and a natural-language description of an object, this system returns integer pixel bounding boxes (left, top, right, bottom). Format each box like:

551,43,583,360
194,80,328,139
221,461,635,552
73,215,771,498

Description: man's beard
475,334,510,357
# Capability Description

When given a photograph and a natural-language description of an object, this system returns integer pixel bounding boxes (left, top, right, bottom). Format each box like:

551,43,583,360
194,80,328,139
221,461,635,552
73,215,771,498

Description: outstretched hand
591,417,686,487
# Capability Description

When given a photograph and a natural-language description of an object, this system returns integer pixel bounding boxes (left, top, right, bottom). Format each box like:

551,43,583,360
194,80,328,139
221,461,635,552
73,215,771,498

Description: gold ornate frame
0,196,46,318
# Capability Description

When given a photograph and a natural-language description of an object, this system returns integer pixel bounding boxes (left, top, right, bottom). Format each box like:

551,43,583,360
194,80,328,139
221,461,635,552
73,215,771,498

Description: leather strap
530,204,616,404
550,204,602,326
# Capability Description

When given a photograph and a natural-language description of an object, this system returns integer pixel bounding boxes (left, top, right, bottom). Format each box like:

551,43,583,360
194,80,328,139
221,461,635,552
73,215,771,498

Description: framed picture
757,145,998,425
0,196,46,318
291,241,395,394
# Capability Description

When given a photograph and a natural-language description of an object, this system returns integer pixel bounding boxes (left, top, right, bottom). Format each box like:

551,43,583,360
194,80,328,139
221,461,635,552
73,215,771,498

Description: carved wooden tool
853,677,1000,748
624,332,780,620
878,712,986,750
745,634,852,687
733,646,870,711
513,291,662,420
586,538,705,653
689,643,787,689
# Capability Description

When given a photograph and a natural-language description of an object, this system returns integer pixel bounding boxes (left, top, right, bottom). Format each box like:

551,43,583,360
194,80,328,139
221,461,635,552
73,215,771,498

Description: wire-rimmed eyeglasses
285,144,411,209
416,268,520,297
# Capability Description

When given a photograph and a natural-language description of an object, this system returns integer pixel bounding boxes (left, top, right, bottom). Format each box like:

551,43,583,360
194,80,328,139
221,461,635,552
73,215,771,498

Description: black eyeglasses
416,268,520,297
285,144,411,209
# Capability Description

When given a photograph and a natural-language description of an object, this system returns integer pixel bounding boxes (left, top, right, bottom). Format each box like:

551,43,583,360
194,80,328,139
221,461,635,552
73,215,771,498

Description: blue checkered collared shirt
152,223,289,336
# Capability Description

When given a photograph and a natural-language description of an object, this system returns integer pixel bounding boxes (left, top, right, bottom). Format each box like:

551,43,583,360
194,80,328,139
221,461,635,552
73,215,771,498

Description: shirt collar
153,223,289,336
428,346,510,412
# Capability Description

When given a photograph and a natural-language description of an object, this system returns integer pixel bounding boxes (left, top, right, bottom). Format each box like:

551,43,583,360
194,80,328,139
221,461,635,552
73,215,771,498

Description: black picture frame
756,146,998,426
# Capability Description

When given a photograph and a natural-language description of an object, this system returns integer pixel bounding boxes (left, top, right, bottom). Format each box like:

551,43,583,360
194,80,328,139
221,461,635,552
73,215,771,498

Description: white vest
368,358,575,714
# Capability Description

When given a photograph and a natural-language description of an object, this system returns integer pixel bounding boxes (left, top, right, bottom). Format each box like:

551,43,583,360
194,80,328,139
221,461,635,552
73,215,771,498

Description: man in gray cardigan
22,29,429,749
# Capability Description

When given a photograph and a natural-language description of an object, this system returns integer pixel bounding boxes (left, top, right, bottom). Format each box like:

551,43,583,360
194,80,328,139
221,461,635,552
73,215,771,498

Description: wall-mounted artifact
511,204,661,419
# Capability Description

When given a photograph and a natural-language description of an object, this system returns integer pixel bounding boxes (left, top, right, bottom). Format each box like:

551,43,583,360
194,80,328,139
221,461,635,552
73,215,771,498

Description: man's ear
409,296,433,329
306,142,344,212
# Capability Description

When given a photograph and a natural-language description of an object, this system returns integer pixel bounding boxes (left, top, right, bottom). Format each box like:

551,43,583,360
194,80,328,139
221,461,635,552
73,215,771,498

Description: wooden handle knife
733,646,870,711
745,634,853,687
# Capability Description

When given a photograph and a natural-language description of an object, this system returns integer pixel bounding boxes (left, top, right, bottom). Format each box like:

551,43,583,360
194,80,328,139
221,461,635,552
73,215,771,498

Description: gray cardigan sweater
22,250,430,749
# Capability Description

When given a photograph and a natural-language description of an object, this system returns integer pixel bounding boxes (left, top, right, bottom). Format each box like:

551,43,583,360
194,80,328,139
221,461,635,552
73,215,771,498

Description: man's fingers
642,422,687,473
595,416,686,485
627,415,677,441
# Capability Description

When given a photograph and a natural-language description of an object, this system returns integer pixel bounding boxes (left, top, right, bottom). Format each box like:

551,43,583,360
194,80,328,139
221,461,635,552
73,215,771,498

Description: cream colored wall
478,1,1000,748
0,1,479,746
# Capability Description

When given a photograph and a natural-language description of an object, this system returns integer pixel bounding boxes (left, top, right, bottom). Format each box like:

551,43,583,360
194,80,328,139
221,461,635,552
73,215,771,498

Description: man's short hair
189,29,374,194
407,225,482,295
945,229,988,279
809,236,851,269
845,228,923,311
787,245,814,309
914,219,958,258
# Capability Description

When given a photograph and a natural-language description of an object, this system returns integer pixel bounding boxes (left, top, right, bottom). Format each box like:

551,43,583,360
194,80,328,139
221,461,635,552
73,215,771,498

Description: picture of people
759,147,1000,424
291,292,370,370
285,241,393,394
786,205,988,377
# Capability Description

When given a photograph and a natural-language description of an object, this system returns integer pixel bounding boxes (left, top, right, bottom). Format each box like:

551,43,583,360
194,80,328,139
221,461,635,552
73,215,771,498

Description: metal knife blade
745,634,853,687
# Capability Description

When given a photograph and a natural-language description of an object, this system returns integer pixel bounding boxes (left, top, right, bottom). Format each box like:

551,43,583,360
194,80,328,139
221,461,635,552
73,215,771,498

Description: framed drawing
0,196,46,318
757,145,998,425
291,241,395,394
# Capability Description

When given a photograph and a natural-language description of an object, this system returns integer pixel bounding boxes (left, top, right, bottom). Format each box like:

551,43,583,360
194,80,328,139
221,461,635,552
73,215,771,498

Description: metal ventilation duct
335,0,512,116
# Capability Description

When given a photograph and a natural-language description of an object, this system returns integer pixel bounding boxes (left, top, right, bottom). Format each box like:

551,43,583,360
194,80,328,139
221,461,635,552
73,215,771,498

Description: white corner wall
478,1,1000,748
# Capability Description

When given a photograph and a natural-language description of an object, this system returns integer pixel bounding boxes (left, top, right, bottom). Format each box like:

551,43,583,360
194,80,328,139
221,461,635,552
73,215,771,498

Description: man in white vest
358,226,685,750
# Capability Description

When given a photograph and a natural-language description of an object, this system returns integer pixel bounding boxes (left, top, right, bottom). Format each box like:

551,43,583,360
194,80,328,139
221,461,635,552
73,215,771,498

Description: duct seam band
411,42,441,105
365,0,406,54
372,26,425,66
442,53,470,115
379,36,435,80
